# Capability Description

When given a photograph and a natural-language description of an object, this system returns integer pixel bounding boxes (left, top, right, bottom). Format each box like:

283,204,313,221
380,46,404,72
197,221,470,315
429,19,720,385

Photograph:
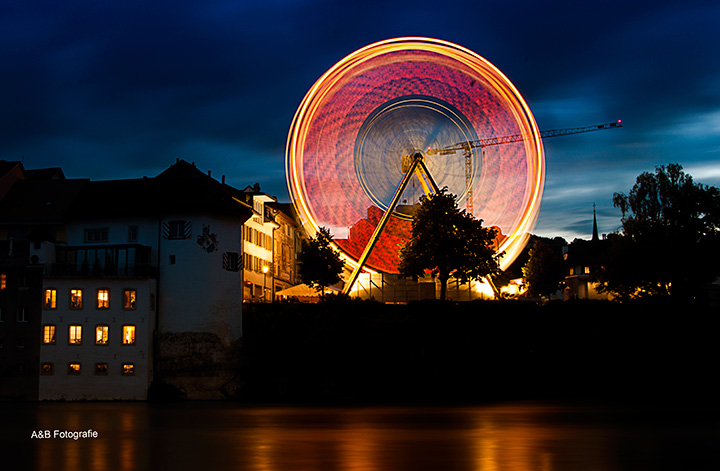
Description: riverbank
233,298,717,404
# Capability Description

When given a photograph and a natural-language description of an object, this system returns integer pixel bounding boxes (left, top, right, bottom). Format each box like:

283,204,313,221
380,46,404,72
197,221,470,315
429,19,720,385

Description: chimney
222,175,226,184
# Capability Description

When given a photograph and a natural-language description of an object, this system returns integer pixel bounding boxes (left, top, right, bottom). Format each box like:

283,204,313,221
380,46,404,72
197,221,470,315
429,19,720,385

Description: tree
522,240,564,299
594,163,720,300
398,187,502,301
298,226,344,297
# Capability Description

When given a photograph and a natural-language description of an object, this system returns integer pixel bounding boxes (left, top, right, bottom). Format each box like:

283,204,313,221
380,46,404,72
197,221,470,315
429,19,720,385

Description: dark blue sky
2,0,719,241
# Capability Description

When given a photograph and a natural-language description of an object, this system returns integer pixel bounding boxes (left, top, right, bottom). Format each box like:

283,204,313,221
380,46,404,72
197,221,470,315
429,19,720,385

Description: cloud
2,0,719,243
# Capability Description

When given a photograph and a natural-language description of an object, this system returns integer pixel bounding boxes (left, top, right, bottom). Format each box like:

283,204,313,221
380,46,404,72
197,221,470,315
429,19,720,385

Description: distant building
563,206,611,301
0,159,256,400
239,184,279,302
269,202,302,296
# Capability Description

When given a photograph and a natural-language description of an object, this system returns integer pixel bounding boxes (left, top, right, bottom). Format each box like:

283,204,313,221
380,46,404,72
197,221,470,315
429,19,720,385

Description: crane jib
430,121,623,154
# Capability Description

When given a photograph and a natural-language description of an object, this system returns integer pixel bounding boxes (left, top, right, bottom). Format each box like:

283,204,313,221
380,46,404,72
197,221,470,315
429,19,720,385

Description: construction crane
342,120,623,296
427,120,623,214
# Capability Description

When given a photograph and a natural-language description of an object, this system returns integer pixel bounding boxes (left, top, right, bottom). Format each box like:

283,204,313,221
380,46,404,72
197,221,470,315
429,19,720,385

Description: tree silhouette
595,163,720,300
398,187,502,301
522,240,564,299
298,227,344,297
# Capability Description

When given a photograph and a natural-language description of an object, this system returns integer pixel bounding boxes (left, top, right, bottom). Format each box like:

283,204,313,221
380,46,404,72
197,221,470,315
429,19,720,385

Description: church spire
592,203,599,242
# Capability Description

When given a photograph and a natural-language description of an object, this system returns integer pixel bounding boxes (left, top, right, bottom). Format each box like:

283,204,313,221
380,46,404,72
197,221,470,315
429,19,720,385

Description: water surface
5,401,719,470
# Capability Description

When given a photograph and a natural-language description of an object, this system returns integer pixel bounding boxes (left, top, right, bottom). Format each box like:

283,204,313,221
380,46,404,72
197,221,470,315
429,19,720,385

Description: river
4,401,720,470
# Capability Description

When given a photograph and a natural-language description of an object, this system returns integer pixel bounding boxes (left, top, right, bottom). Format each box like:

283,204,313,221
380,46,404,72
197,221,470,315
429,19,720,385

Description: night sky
2,0,719,241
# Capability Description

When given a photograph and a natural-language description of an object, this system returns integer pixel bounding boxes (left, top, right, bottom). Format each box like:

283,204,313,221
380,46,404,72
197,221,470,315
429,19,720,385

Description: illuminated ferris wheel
286,37,545,290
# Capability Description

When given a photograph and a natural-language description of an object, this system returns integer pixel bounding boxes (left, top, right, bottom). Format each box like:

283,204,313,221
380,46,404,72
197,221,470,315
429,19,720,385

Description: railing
47,263,157,278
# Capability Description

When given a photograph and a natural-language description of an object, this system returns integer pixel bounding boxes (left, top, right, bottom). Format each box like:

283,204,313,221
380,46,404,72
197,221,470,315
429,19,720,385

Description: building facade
240,184,278,302
270,202,302,296
0,159,254,400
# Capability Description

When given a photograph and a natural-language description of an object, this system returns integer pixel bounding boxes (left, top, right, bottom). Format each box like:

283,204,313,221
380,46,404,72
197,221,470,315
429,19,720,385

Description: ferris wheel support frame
342,153,439,295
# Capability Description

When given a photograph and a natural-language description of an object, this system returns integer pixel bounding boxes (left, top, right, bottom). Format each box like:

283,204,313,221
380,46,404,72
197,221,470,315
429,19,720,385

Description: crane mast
428,120,623,214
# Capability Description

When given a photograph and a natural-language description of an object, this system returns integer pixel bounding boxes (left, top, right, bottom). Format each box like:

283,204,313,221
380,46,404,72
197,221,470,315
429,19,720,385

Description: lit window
68,325,82,345
43,325,56,344
584,266,591,274
122,363,135,375
68,363,81,375
70,289,83,310
95,325,109,345
97,289,109,309
122,326,136,345
44,289,57,309
94,363,109,375
41,363,54,375
1,273,6,289
123,289,136,310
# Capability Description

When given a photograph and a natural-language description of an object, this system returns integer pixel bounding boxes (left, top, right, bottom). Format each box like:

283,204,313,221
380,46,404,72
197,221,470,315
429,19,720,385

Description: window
40,363,54,375
1,273,6,289
43,325,56,345
122,326,136,345
84,228,109,243
223,252,240,271
95,325,109,345
94,363,109,375
169,255,176,265
97,289,109,309
165,220,190,240
68,325,82,345
253,200,263,224
44,289,57,309
68,363,81,375
584,266,591,274
122,289,136,310
17,308,27,322
122,363,135,375
128,225,139,243
69,289,83,309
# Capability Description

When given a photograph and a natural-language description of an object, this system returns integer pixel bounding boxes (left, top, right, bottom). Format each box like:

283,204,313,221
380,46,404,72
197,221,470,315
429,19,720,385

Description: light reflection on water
6,401,719,471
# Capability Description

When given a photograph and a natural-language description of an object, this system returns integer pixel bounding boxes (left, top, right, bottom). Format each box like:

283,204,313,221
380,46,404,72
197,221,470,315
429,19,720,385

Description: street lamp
262,265,269,303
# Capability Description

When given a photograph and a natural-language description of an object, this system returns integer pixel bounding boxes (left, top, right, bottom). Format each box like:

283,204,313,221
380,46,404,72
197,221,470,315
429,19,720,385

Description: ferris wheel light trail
286,37,545,289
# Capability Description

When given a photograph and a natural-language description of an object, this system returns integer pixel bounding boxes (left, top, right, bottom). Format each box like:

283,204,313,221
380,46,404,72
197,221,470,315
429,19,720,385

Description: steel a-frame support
342,153,439,295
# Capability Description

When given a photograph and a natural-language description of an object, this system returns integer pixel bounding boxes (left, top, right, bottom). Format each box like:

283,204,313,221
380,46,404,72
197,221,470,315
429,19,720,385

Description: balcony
47,262,157,278
48,244,157,278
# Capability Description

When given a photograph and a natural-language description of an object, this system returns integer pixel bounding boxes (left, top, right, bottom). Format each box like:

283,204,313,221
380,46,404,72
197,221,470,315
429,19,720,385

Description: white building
2,160,254,400
240,184,278,302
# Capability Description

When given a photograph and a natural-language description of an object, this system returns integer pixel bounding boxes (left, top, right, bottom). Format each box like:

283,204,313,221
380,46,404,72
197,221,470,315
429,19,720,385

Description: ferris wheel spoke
285,37,545,281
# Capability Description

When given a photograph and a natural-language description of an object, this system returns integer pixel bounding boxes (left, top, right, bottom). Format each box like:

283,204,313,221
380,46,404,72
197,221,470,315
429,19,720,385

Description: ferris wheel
286,37,545,290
